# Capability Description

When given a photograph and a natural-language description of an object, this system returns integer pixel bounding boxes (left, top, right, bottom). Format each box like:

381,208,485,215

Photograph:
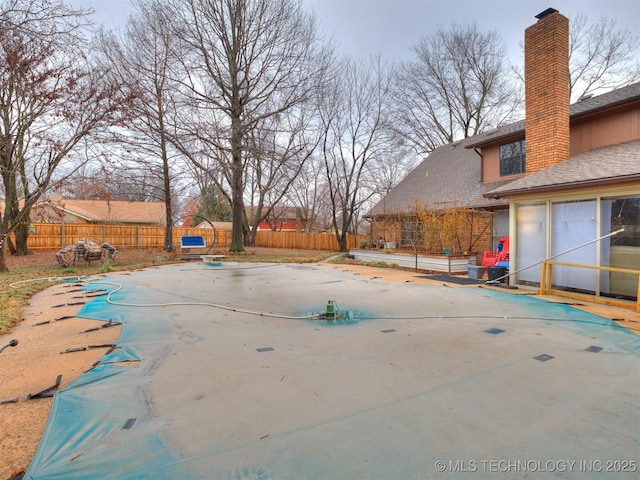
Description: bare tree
365,136,418,206
96,0,188,251
179,155,233,223
287,154,327,233
243,108,320,243
62,163,170,202
319,56,395,251
166,0,332,252
394,22,522,155
0,0,133,272
510,13,640,103
569,13,640,101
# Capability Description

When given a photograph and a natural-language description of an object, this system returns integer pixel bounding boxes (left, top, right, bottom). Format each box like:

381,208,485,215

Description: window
401,220,418,248
515,195,640,300
500,140,526,176
516,203,546,283
601,195,640,299
551,200,597,293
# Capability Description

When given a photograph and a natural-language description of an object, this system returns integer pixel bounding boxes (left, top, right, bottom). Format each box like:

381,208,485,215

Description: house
366,8,640,306
365,134,511,254
29,198,168,225
193,221,233,231
483,9,640,306
246,206,313,232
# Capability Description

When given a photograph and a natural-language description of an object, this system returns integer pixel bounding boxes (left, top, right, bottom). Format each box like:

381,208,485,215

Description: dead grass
1,247,338,334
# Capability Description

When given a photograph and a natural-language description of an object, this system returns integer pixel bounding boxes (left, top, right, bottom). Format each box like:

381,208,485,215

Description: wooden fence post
28,222,366,251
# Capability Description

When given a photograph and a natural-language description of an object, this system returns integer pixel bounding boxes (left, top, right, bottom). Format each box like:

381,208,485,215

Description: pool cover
25,263,640,479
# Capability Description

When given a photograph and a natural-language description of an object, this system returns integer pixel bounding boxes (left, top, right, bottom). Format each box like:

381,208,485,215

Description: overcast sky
68,0,640,66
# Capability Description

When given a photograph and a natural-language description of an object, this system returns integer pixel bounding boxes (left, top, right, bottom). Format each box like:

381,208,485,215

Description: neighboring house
246,206,313,232
366,8,640,304
30,198,167,225
193,221,233,231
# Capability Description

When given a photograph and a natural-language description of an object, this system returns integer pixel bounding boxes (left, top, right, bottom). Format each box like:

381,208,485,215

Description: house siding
257,219,305,231
570,104,640,155
479,104,640,183
481,141,527,183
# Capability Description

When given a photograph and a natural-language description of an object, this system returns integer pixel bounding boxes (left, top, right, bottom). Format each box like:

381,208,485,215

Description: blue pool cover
24,263,640,479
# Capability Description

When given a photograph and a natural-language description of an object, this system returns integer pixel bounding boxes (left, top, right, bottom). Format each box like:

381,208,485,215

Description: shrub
100,262,113,273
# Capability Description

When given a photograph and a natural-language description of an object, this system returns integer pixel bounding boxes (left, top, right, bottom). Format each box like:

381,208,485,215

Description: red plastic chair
482,251,500,268
497,236,509,262
483,236,510,268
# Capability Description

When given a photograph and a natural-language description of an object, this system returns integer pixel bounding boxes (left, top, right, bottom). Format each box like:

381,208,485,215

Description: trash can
487,266,506,281
467,264,484,280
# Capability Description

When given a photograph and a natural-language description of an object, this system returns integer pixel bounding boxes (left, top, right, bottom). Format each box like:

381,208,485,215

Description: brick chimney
524,8,570,173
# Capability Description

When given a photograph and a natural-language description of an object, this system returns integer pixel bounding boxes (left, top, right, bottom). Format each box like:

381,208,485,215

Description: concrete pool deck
21,261,640,478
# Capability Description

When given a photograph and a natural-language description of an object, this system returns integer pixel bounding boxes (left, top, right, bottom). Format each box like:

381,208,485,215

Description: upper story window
500,140,526,176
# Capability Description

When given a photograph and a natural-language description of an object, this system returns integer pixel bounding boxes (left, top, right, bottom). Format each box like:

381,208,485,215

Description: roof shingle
368,82,640,216
488,139,640,196
366,137,509,217
467,81,640,149
38,199,167,224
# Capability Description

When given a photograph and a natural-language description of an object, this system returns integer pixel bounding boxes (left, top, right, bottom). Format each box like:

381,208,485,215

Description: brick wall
369,211,493,259
525,9,570,173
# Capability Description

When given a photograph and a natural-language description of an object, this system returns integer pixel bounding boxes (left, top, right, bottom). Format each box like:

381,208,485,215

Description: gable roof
365,136,509,217
467,81,640,149
34,199,167,224
570,81,640,117
194,221,233,230
488,139,640,196
367,82,640,217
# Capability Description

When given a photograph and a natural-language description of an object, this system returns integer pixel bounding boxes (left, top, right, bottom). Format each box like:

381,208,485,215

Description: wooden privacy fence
20,223,225,250
254,231,365,250
18,223,365,252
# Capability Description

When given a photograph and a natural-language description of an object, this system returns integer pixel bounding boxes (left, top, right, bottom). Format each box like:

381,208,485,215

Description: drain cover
585,345,603,353
256,347,274,352
484,328,506,335
534,354,554,362
122,418,137,430
381,329,396,333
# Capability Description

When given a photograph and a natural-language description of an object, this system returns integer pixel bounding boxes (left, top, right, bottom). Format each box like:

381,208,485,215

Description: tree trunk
14,222,30,256
159,112,174,252
332,212,350,253
337,232,348,252
164,223,174,252
230,193,245,252
229,114,245,253
0,210,11,271
244,227,255,247
164,197,174,252
230,154,245,252
0,236,8,273
246,228,256,247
